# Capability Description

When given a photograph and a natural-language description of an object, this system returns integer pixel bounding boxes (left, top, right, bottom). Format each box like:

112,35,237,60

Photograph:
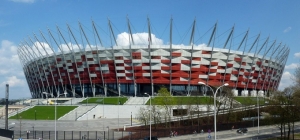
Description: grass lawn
80,97,128,105
9,106,77,120
234,97,268,105
145,96,214,105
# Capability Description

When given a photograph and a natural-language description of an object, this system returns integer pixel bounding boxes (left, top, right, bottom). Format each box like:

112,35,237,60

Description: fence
13,129,191,140
0,128,14,139
14,130,110,140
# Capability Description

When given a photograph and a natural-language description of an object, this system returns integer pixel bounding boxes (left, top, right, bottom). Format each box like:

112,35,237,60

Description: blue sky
0,0,299,99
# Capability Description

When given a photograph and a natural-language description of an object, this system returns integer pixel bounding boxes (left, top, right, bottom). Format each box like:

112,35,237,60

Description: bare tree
294,65,300,86
137,107,149,126
215,87,234,123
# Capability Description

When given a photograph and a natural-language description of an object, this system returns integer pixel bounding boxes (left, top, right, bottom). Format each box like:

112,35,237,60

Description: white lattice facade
17,19,289,98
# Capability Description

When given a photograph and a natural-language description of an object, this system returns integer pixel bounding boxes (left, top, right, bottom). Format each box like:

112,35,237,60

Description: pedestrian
232,125,234,130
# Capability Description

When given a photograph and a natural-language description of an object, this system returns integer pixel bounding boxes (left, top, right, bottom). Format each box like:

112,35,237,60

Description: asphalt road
159,123,300,140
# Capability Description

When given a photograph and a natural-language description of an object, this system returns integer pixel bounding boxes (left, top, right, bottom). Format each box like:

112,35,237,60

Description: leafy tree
156,86,175,128
267,87,300,140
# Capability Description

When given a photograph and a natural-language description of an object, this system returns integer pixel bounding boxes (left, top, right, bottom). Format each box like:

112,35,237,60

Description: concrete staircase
124,97,149,105
7,106,34,118
63,98,85,105
59,105,96,121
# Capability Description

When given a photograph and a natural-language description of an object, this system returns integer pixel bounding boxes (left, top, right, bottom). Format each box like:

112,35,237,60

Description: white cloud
283,27,292,33
0,76,25,87
116,32,163,46
0,40,30,99
285,63,299,70
294,52,300,58
278,71,295,90
9,0,35,3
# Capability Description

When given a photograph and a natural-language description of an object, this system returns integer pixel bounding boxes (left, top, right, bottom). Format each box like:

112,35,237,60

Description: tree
136,107,149,126
268,90,287,140
190,95,204,132
267,87,300,140
156,86,176,128
290,86,300,140
215,86,235,123
294,65,300,86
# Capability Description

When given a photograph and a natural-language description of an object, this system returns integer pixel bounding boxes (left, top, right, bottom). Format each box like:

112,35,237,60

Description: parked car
236,128,248,134
143,136,158,140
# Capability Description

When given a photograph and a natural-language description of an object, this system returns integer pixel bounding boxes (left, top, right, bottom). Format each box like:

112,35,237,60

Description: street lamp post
107,126,109,140
54,92,66,140
117,95,124,131
198,82,228,140
32,125,35,139
19,116,22,138
144,93,151,140
257,91,260,134
118,96,120,131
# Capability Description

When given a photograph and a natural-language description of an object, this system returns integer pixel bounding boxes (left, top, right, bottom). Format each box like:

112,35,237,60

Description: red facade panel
133,66,143,70
181,60,191,64
161,60,171,63
161,66,170,70
192,57,201,61
231,71,239,75
171,52,181,57
132,52,141,56
171,66,181,70
209,69,217,73
211,62,218,66
202,51,211,54
100,60,114,64
256,61,262,66
124,60,132,63
234,57,242,62
124,67,132,70
227,63,233,67
199,66,209,72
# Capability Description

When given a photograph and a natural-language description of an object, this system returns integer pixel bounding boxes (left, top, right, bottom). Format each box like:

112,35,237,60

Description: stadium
17,18,289,98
